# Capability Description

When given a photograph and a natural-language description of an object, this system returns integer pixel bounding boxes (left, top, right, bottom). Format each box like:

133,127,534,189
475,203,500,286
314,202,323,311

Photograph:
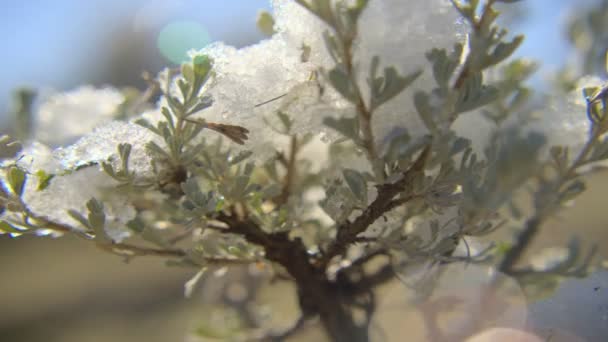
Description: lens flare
157,21,211,64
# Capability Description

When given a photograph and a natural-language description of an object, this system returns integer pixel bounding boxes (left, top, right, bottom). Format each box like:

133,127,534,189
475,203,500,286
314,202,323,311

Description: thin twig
499,128,602,274
320,146,430,266
275,135,299,205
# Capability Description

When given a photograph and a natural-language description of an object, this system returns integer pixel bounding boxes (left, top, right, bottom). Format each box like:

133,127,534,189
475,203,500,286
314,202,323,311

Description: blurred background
0,1,607,341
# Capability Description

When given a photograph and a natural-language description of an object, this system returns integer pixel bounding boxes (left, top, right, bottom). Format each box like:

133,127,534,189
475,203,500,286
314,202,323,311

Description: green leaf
146,141,170,160
182,178,206,207
228,150,253,165
118,143,132,163
126,217,145,233
181,63,195,85
35,170,54,191
6,167,26,196
0,220,23,234
187,95,213,115
322,31,341,63
426,46,462,89
343,168,368,204
414,92,437,132
559,180,586,203
256,11,276,36
166,95,184,116
323,116,360,143
369,57,422,110
177,79,190,102
328,67,358,103
13,88,36,141
377,68,422,106
68,209,91,229
192,55,213,77
184,267,208,298
384,130,411,162
263,110,293,135
485,35,524,68
456,72,499,113
87,197,106,235
135,118,161,135
101,162,116,178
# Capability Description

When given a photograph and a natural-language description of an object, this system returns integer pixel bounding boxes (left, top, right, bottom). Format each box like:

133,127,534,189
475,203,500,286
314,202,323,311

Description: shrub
1,0,606,340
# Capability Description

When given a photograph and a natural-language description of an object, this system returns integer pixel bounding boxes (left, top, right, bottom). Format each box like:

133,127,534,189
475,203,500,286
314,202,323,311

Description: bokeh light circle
157,21,211,64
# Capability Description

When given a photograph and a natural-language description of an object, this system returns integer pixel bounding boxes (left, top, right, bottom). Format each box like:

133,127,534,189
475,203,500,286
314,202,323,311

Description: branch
320,146,430,266
246,315,310,342
452,0,496,90
275,135,299,205
355,263,395,294
499,125,602,274
497,217,540,274
97,242,187,258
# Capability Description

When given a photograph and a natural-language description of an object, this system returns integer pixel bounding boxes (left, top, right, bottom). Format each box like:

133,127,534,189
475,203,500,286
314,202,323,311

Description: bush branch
320,146,430,266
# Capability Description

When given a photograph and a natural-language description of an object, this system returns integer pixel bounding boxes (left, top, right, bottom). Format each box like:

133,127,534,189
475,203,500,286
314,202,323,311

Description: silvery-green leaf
323,116,360,142
188,95,214,115
177,79,190,102
263,111,293,135
426,46,462,89
68,209,91,230
322,31,341,63
256,10,275,36
6,167,26,197
228,150,253,165
161,107,175,129
35,170,54,191
146,141,170,160
559,180,586,203
181,62,194,86
414,91,437,132
343,168,367,204
86,198,106,231
328,67,357,103
135,118,161,135
384,131,411,162
371,65,422,111
484,35,524,68
0,220,22,234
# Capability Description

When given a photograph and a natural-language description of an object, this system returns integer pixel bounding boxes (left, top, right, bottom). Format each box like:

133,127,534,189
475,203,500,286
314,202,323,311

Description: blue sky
0,0,598,123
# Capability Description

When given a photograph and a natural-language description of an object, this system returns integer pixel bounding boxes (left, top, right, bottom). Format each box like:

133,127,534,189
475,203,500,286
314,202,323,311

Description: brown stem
275,136,298,205
497,216,541,274
216,211,374,341
321,146,429,265
341,36,384,181
499,129,601,274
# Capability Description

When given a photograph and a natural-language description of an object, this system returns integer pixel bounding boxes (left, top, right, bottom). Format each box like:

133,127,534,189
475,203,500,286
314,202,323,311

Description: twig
499,127,602,274
452,0,496,91
320,145,430,266
97,242,187,258
497,217,540,274
354,263,396,294
275,135,299,205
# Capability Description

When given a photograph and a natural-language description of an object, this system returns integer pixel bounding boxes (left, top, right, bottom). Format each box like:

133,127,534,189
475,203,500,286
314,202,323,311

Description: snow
3,0,601,243
5,121,159,242
53,121,158,175
34,86,125,146
184,0,464,160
